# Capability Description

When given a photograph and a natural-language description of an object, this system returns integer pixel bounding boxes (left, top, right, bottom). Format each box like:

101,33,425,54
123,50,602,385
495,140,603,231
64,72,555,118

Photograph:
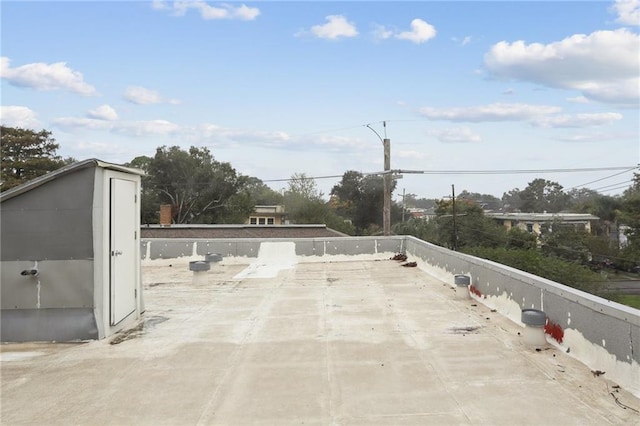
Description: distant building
486,212,600,236
407,208,437,221
246,205,287,225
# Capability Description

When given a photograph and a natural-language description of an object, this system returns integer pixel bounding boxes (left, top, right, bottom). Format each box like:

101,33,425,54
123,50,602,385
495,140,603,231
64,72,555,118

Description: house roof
0,158,144,202
486,212,600,222
141,224,348,239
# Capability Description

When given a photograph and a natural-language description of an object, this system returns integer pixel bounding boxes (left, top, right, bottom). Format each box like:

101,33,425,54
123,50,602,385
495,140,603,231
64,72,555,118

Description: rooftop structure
1,159,144,342
247,205,287,225
2,236,638,424
486,212,600,236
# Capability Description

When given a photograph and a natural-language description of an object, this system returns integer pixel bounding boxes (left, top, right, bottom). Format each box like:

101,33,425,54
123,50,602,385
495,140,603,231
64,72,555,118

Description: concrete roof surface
2,258,639,425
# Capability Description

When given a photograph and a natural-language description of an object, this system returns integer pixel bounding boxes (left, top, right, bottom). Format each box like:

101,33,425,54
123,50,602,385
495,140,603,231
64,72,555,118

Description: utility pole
366,121,391,237
452,184,457,251
383,133,391,236
401,188,406,222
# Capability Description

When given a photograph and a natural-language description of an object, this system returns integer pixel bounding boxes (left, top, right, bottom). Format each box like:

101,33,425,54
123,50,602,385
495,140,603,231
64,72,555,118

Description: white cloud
151,0,168,10
53,116,180,137
566,96,590,104
0,106,39,128
555,131,637,143
114,120,181,137
419,103,562,122
303,15,358,40
87,104,118,121
123,86,179,105
484,29,640,106
199,124,292,147
0,57,97,96
530,112,623,128
428,127,482,143
612,0,640,26
53,117,114,131
397,150,428,160
396,19,436,44
233,4,261,21
313,135,368,151
72,140,129,155
374,19,437,44
159,1,260,21
372,24,393,41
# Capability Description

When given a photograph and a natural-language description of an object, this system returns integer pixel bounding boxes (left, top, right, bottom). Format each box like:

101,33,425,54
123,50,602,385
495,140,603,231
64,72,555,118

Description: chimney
159,204,173,227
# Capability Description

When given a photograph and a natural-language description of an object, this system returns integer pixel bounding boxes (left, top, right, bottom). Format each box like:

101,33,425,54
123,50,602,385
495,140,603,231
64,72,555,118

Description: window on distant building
526,223,533,233
249,216,276,225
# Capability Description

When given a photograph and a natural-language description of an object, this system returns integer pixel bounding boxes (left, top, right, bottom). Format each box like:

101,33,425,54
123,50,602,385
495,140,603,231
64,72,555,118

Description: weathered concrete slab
1,258,638,425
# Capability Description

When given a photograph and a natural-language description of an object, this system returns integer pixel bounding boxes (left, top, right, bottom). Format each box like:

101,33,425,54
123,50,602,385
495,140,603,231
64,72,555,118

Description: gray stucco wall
403,236,639,367
1,166,95,261
1,167,97,342
142,237,405,261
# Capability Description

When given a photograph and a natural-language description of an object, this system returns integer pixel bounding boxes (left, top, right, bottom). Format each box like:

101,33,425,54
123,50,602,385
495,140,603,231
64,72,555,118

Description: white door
110,178,137,325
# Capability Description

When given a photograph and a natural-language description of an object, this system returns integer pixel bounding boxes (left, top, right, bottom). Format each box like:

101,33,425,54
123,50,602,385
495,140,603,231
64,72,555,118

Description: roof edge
0,158,144,202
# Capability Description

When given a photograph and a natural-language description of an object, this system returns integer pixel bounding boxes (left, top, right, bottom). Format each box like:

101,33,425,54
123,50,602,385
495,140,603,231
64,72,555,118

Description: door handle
112,250,123,256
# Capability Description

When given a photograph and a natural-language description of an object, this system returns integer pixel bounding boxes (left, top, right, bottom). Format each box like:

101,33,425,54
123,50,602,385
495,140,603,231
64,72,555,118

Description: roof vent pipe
205,253,223,263
521,309,547,347
454,275,471,300
189,260,210,285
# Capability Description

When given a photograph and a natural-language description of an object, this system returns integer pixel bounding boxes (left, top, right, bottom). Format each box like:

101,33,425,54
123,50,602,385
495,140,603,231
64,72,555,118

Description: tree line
2,126,639,289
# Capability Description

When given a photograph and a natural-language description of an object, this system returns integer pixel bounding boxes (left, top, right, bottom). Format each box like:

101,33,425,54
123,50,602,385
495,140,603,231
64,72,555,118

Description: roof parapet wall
142,235,640,398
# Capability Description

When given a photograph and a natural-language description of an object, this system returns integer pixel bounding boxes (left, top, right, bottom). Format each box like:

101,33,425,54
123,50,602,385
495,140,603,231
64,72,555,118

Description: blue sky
2,0,639,200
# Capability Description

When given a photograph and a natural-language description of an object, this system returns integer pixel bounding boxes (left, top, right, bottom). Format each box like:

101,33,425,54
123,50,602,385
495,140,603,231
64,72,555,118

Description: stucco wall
402,236,639,396
1,167,98,342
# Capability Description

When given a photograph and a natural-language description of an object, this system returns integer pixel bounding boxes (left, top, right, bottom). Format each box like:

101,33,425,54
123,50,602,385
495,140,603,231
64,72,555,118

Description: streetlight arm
365,124,384,144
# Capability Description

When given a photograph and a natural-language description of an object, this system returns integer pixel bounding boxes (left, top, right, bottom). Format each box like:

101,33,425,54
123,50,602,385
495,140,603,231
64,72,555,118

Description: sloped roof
0,158,144,202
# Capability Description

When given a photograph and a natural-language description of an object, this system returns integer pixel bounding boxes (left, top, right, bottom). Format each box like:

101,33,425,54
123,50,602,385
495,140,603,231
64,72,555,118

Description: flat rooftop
2,257,639,425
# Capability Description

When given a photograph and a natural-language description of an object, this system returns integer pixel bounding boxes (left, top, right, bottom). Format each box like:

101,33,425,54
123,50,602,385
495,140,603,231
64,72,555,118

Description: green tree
283,173,354,234
330,170,400,234
502,187,524,212
618,173,640,269
434,199,507,250
146,145,251,224
505,227,538,250
244,177,284,205
393,217,439,242
458,190,502,211
519,179,569,213
127,155,158,224
1,126,69,191
569,192,620,237
540,223,591,264
464,247,601,294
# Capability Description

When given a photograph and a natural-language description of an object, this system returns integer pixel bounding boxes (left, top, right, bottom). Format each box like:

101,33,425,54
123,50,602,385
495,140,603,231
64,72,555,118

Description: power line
394,166,636,175
260,165,637,185
567,167,637,191
599,184,635,194
590,180,634,192
262,174,344,183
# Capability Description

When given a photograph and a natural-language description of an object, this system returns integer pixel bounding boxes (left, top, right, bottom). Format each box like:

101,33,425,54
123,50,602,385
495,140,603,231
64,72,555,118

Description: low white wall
403,236,640,398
